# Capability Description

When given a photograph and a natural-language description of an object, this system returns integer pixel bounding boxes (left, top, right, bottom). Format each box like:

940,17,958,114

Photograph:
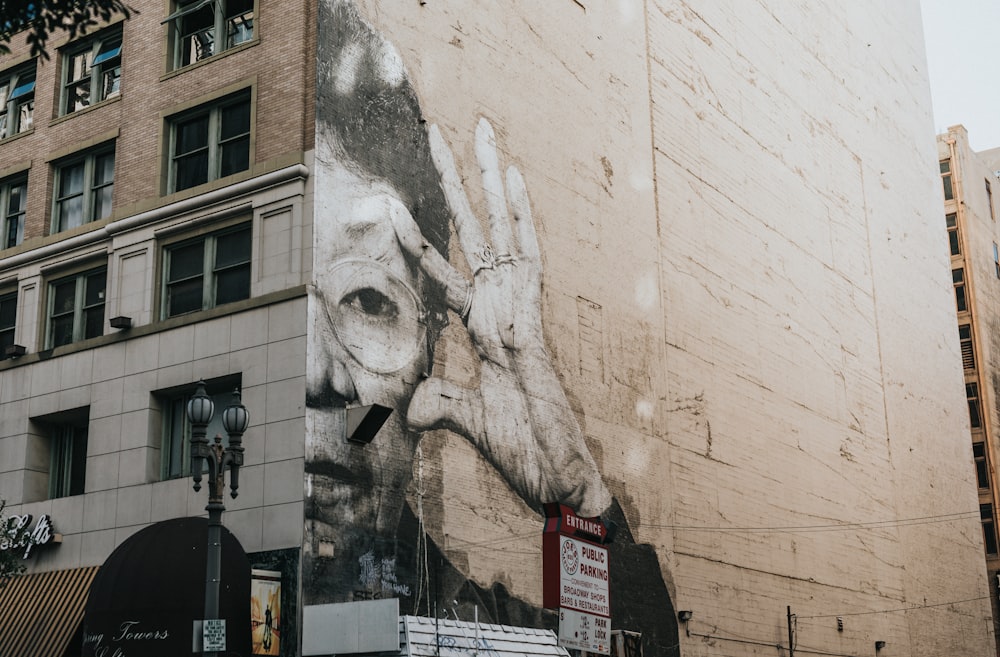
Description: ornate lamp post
187,380,249,656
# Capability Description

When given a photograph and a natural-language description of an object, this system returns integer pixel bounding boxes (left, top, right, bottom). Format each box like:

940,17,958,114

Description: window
162,223,251,317
953,268,967,313
0,291,15,358
982,504,998,555
940,160,954,201
960,324,976,370
160,377,241,480
988,179,996,222
46,267,106,348
994,242,999,279
0,63,35,140
60,29,122,115
968,383,983,429
0,63,34,140
1,175,26,248
946,213,960,256
53,145,115,232
167,0,254,69
168,93,250,192
49,423,88,498
974,443,990,490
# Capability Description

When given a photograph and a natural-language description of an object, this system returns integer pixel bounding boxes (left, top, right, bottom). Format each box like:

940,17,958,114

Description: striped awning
0,565,99,657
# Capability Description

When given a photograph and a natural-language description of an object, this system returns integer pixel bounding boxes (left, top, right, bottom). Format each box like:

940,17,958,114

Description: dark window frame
941,160,954,201
946,213,960,256
45,266,107,348
49,423,88,499
983,503,999,556
167,91,251,193
52,143,116,233
1,174,26,248
953,268,967,313
161,221,252,319
967,382,983,430
59,27,123,116
159,375,242,480
0,62,36,140
974,442,990,490
166,0,255,70
0,289,16,358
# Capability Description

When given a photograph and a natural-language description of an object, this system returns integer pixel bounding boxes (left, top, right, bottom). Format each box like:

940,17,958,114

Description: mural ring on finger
472,244,497,274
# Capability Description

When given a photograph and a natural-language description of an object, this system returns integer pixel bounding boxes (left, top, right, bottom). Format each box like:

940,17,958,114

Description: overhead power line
796,595,991,619
640,510,978,534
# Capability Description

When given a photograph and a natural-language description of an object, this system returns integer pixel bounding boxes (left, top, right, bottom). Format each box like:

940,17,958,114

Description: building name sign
83,621,171,657
0,513,60,559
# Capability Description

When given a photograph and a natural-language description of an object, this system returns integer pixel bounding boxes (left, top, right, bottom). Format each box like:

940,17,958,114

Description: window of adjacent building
49,422,88,498
953,268,967,313
994,242,1000,280
974,442,990,490
60,28,122,115
46,267,106,348
52,145,115,232
983,504,999,555
168,92,250,193
160,376,241,480
968,382,983,429
1,175,26,248
0,62,35,140
960,324,976,370
946,213,960,256
166,0,254,69
162,222,251,318
941,160,954,201
0,290,15,358
988,179,996,222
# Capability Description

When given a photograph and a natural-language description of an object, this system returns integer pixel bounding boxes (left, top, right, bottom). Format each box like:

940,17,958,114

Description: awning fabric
82,516,251,657
0,565,99,657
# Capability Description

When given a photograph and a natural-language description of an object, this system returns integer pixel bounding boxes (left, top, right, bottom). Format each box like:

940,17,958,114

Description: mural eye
343,288,399,319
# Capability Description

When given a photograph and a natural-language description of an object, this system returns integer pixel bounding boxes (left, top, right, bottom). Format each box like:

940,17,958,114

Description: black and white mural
305,1,678,653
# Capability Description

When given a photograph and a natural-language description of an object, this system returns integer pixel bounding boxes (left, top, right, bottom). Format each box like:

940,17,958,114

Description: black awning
82,516,251,657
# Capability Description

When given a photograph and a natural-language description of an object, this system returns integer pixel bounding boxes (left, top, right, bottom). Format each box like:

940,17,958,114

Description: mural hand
401,119,611,518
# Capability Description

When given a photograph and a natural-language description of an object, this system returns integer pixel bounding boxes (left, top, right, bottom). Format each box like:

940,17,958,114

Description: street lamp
187,380,249,656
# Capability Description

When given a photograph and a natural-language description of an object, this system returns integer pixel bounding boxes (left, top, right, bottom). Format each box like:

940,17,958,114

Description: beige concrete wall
335,1,994,655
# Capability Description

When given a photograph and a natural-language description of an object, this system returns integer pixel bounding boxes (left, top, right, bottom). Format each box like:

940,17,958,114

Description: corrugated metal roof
0,565,98,657
401,616,570,657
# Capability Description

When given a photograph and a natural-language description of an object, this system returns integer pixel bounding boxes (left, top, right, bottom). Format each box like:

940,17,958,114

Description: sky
921,0,1000,152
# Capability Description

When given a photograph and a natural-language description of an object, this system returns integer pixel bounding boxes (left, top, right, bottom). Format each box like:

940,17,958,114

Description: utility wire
639,510,978,534
688,626,861,657
435,510,979,554
796,595,991,619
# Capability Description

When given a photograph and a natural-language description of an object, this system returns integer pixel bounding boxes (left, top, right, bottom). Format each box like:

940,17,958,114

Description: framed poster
251,569,281,655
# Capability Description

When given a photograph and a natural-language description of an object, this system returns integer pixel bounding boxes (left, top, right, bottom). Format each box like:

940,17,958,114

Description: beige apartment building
0,2,995,656
938,125,1000,653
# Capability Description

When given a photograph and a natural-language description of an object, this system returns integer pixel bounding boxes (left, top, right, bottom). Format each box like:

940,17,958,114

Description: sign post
543,503,611,655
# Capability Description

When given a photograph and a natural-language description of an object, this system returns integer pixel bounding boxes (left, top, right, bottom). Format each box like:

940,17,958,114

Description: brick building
0,2,994,656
